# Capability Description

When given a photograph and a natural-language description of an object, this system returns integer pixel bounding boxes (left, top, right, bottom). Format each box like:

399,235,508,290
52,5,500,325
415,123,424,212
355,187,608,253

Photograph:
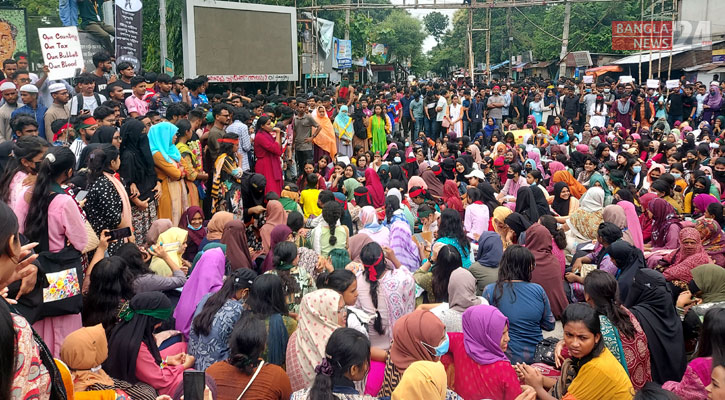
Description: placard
38,27,84,80
115,0,143,71
646,79,660,88
619,75,634,84
511,129,534,145
582,75,593,84
666,79,680,89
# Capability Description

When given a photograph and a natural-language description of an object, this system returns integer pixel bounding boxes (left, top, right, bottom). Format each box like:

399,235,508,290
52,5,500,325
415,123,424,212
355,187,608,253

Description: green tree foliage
423,11,449,44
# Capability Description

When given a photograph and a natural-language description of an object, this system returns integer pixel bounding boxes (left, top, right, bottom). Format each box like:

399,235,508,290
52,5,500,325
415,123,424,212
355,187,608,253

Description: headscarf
624,269,686,384
312,107,337,159
525,223,568,318
147,121,181,163
294,289,342,385
567,187,605,243
691,264,725,303
178,206,206,247
588,173,612,199
240,174,266,222
552,170,586,199
173,247,226,337
646,164,666,185
105,292,173,383
119,119,156,194
514,186,539,224
475,231,504,267
693,194,720,213
421,169,444,198
343,178,362,202
364,168,385,208
704,85,723,109
348,233,374,263
261,224,293,272
493,206,513,246
90,126,116,144
696,219,725,262
391,361,447,400
390,165,407,184
389,309,446,371
608,239,646,301
648,198,682,248
145,218,173,244
408,175,427,192
603,205,633,246
527,150,546,178
468,144,483,165
205,211,233,241
484,118,498,137
555,128,569,144
378,164,390,187
149,227,188,276
333,105,354,140
260,200,287,252
478,181,500,215
448,268,481,313
59,324,114,391
504,213,532,239
443,180,464,218
551,182,571,217
661,227,713,283
221,220,254,271
462,305,509,365
617,201,644,249
639,193,657,243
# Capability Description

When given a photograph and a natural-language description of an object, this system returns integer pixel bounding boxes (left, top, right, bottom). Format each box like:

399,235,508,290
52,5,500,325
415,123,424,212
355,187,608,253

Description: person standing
203,104,231,214
560,86,580,132
78,0,115,54
69,73,106,117
91,50,114,93
410,92,424,136
254,115,284,196
434,89,448,140
487,86,505,124
399,89,412,140
44,83,70,136
0,82,18,142
11,84,48,140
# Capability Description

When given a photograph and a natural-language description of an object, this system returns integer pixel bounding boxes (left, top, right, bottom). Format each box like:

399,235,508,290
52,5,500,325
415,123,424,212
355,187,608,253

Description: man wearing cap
69,116,98,164
0,82,18,142
487,85,505,122
11,84,47,139
44,83,71,136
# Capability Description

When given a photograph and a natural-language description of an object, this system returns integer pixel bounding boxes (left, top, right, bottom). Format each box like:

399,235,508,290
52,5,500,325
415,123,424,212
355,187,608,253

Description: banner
333,37,352,69
371,43,389,62
38,27,84,80
0,8,28,64
115,0,143,71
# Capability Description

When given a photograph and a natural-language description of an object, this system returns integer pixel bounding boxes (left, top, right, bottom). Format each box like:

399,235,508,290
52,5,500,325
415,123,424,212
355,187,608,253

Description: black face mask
714,169,725,183
507,173,515,179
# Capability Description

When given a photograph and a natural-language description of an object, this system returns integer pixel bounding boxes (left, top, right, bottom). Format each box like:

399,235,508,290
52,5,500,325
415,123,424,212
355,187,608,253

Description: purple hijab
462,305,509,365
173,247,226,337
261,224,293,272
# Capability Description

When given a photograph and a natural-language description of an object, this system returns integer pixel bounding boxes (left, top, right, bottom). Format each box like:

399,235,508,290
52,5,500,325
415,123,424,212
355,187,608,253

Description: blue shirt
12,103,48,139
170,92,183,103
400,95,411,115
483,281,555,363
188,293,245,371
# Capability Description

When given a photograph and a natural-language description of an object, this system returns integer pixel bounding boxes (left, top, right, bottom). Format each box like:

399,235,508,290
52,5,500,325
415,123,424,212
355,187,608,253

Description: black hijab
441,157,456,181
389,165,406,186
77,143,102,170
504,212,532,238
91,126,116,144
454,157,471,185
514,187,540,224
608,239,645,302
624,269,687,384
240,172,266,222
119,119,156,194
476,181,500,215
105,292,172,384
551,182,571,217
531,186,552,218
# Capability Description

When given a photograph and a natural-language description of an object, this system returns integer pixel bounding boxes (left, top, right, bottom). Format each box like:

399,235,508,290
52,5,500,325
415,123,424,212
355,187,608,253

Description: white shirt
69,93,107,116
436,97,447,121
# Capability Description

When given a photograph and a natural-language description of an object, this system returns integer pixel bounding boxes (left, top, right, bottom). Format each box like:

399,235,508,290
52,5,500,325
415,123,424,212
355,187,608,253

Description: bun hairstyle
192,268,257,337
228,313,267,375
316,269,356,295
360,242,386,335
309,328,370,400
88,144,119,184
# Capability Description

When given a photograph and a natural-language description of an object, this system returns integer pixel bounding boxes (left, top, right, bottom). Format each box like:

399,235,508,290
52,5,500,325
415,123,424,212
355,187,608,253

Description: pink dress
662,357,712,400
254,130,284,196
9,171,30,233
135,342,186,396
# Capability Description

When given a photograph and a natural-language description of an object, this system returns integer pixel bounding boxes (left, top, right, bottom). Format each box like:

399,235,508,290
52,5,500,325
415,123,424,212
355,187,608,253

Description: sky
387,0,457,53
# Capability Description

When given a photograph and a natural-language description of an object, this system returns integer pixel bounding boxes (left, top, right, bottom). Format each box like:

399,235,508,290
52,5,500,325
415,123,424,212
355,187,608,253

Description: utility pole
485,3,491,81
468,7,474,80
159,0,167,73
345,0,350,40
558,0,571,79
506,5,512,79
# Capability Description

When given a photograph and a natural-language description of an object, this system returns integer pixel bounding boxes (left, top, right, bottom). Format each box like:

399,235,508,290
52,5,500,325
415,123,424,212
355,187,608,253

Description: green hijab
589,173,612,197
692,264,725,303
343,178,362,202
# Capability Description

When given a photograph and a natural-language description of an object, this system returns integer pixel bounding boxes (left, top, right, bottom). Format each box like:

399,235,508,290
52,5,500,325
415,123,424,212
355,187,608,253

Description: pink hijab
364,168,385,208
546,161,566,192
407,175,428,192
617,200,644,249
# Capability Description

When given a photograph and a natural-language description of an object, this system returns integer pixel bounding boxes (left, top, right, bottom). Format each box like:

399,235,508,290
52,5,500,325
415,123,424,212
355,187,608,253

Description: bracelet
160,357,168,368
421,258,428,266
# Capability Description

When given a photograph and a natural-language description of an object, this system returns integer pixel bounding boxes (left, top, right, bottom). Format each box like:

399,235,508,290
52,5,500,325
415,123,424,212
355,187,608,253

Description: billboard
0,8,28,64
182,0,298,82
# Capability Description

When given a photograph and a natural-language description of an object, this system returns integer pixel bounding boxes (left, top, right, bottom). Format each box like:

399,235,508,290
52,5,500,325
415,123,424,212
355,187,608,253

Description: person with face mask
701,84,723,125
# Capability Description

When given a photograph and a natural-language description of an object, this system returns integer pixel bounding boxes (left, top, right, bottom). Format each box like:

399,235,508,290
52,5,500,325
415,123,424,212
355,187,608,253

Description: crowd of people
1,49,725,400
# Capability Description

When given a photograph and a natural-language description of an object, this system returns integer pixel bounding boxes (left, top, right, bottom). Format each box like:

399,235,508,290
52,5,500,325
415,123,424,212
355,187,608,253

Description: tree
423,11,449,44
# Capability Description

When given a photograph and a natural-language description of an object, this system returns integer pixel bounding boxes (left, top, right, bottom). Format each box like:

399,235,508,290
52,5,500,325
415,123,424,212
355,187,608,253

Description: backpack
75,93,103,114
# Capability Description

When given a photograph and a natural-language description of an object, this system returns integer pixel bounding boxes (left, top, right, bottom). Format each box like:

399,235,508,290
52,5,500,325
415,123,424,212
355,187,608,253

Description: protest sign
666,79,680,89
582,75,593,84
115,0,143,71
619,76,634,84
647,79,660,89
511,129,534,145
38,27,84,80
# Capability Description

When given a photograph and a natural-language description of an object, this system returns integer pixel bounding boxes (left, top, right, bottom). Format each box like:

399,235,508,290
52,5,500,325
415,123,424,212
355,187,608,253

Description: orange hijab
552,170,586,199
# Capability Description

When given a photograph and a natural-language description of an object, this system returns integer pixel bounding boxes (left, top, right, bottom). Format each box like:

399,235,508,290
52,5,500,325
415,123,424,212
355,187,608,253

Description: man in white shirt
434,89,448,140
69,73,107,117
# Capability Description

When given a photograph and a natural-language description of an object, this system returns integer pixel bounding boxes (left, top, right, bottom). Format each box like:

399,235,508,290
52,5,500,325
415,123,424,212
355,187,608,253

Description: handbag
533,337,560,366
441,116,451,128
82,220,100,254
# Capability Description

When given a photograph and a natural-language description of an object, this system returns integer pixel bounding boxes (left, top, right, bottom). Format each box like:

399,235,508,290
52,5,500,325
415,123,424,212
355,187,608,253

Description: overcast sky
387,0,457,52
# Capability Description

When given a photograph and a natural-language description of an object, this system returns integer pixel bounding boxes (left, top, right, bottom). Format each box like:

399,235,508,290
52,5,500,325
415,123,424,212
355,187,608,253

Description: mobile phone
105,227,132,241
162,241,180,252
183,371,205,400
75,190,88,202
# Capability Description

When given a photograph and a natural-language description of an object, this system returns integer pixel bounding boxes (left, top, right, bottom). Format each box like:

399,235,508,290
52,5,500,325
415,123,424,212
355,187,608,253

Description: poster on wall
333,37,351,69
114,0,143,71
371,43,388,62
0,8,28,65
38,27,84,80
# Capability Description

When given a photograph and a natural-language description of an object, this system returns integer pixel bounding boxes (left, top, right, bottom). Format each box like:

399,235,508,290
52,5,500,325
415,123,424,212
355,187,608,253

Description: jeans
462,120,470,137
59,0,78,26
295,149,313,179
84,22,115,54
668,114,683,127
413,117,424,136
424,117,434,137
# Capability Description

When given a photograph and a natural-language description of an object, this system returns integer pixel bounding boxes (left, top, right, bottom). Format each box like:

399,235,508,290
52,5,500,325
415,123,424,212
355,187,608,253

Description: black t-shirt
668,93,684,116
91,73,108,93
682,95,696,118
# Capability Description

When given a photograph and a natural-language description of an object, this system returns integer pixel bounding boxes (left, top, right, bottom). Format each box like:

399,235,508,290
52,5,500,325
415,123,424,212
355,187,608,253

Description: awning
585,65,623,77
612,41,724,65
490,60,510,71
683,63,721,72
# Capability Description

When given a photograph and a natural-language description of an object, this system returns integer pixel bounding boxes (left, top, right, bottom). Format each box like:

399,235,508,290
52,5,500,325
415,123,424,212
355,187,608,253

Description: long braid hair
360,242,386,335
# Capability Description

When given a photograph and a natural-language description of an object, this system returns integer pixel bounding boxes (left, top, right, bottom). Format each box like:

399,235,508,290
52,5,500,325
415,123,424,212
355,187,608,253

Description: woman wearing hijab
638,193,657,243
389,165,407,186
565,187,605,251
148,122,186,225
144,218,172,246
377,164,390,188
91,125,117,144
657,227,713,287
60,324,158,400
546,161,566,192
149,227,188,276
421,169,445,199
446,305,522,400
602,205,633,246
260,200,288,257
551,182,579,221
625,269,687,384
702,84,723,124
469,231,504,294
524,224,568,319
105,292,194,396
442,180,464,219
514,187,540,225
696,219,725,265
617,200,644,249
358,206,390,246
588,173,613,205
492,206,513,248
503,213,531,245
379,309,447,397
333,105,354,157
221,220,255,271
178,206,205,262
607,239,647,302
364,168,385,208
173,247,226,337
391,361,460,400
647,197,683,250
551,170,586,199
119,119,160,246
198,211,233,250
427,268,484,333
286,289,344,392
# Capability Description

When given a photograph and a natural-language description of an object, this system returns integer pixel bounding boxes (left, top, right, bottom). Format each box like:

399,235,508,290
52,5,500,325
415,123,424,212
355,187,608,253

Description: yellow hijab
492,206,513,248
392,361,447,400
149,227,188,276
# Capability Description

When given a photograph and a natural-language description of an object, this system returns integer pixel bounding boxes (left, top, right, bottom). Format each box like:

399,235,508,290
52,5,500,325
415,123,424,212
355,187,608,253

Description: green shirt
79,0,105,28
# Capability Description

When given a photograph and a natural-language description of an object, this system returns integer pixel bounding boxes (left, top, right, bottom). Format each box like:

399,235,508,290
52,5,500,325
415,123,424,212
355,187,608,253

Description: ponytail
385,195,399,225
583,270,635,338
308,328,370,400
360,242,386,335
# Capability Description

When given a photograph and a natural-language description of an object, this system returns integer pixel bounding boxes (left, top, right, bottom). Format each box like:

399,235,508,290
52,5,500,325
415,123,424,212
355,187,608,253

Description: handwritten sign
666,79,680,89
582,75,593,84
646,79,660,89
38,27,84,80
619,75,634,84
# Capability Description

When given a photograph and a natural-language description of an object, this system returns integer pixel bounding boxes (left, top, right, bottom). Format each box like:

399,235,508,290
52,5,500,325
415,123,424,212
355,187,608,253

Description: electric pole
345,0,350,40
159,0,167,73
558,0,571,79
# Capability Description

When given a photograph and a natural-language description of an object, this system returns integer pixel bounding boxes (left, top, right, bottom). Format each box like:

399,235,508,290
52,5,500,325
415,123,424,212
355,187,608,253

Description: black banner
114,0,143,71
